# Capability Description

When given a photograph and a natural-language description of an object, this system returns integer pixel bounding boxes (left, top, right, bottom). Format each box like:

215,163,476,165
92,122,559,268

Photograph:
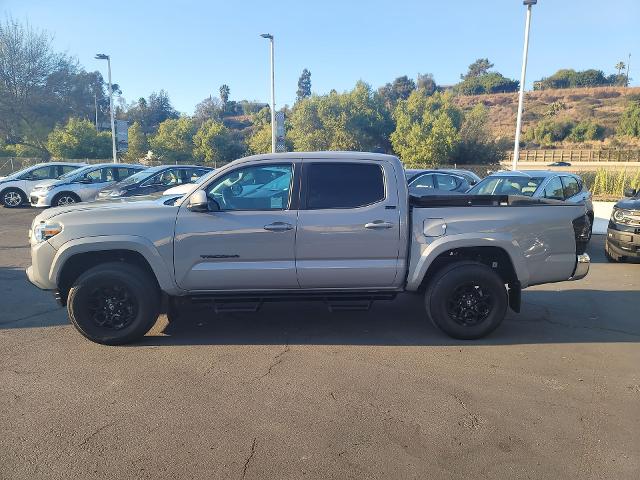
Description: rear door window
410,174,435,190
306,163,385,209
561,176,580,198
543,177,565,200
434,174,459,191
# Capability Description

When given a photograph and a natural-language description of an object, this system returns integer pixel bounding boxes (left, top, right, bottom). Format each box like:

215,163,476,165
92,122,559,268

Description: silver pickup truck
26,152,590,345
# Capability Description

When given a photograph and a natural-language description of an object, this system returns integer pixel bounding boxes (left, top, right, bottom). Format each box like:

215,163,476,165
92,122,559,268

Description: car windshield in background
469,176,545,197
117,169,154,186
57,165,93,180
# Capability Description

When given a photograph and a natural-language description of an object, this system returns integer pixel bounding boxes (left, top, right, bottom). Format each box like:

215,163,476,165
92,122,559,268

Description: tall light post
512,0,537,171
260,33,276,153
95,53,118,163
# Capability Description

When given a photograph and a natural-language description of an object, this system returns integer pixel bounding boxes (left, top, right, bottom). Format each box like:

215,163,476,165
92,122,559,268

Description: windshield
57,165,94,180
468,176,545,196
116,169,154,187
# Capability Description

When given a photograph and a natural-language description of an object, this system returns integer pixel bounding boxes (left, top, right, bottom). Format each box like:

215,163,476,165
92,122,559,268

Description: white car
0,162,85,208
30,163,146,207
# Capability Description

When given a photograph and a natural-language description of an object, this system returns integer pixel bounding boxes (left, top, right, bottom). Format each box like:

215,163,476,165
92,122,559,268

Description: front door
295,160,402,289
174,162,299,291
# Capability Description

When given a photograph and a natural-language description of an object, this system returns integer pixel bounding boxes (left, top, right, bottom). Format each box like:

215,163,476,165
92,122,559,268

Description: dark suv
97,165,212,199
606,187,640,262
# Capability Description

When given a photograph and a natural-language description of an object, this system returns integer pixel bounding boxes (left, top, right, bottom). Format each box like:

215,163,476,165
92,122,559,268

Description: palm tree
616,61,626,76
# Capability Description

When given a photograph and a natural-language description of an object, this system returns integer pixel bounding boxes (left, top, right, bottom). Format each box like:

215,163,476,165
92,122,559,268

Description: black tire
52,192,81,207
425,261,508,340
67,262,160,345
1,188,27,208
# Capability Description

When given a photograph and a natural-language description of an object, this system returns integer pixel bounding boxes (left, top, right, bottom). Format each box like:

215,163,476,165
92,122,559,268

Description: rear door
295,160,402,289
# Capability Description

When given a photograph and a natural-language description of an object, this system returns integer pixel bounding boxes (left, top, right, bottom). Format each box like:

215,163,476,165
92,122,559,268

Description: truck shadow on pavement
142,287,640,347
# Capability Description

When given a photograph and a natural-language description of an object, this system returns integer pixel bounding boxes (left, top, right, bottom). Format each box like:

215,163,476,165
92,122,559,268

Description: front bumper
606,227,640,259
569,253,590,280
30,191,53,207
25,241,58,290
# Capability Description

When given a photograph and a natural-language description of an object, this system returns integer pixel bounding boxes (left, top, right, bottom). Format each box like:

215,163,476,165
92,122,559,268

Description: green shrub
617,101,640,137
568,121,605,142
524,119,574,146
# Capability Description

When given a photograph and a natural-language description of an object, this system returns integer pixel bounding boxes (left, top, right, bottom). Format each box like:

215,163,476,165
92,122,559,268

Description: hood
616,196,640,211
32,178,66,189
34,196,171,223
163,183,196,196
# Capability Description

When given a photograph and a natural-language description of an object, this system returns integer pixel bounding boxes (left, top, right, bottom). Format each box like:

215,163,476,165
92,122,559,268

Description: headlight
612,208,632,224
109,190,126,197
31,221,63,243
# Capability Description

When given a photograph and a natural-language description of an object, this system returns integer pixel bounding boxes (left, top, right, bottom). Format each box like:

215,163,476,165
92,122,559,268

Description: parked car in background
405,169,477,195
605,187,640,263
30,163,145,207
162,173,213,198
97,165,213,200
468,170,594,252
548,161,572,167
0,162,85,208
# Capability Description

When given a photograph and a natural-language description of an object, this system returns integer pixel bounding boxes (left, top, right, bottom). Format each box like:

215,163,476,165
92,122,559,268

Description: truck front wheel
425,261,507,340
67,262,160,345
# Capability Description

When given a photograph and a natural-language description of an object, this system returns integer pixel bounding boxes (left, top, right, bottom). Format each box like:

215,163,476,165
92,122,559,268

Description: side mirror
623,188,637,198
187,190,210,212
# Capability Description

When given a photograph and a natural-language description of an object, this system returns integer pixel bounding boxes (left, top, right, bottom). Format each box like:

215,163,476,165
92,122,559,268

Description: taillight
572,214,591,254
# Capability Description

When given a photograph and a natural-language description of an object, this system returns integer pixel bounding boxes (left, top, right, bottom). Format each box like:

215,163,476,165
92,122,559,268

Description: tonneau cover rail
409,194,574,208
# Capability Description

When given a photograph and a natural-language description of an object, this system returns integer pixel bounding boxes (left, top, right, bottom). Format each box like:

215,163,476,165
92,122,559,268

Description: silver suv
30,163,146,207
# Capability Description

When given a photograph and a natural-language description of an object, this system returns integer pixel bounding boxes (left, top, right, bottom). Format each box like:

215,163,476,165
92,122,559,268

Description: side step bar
182,291,398,314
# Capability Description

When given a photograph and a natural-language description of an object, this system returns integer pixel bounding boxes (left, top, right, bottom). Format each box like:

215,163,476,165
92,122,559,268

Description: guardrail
506,149,640,163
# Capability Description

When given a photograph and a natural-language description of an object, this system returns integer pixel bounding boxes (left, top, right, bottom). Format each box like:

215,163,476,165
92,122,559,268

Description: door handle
264,222,293,232
365,221,394,230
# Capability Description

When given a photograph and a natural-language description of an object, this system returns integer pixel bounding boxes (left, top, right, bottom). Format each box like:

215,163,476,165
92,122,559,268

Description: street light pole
512,0,536,171
95,53,118,163
261,34,276,153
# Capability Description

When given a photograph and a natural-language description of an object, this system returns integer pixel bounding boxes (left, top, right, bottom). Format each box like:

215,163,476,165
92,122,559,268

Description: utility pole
261,33,276,153
95,53,118,163
627,53,631,87
513,0,537,171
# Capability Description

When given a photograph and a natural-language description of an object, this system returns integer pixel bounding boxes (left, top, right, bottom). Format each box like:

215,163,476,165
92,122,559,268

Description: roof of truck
239,151,399,162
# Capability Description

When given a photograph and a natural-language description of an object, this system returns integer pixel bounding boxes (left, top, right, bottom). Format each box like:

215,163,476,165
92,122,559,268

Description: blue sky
3,0,638,113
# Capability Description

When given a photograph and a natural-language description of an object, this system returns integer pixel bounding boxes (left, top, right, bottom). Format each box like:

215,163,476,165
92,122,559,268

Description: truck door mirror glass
188,190,210,212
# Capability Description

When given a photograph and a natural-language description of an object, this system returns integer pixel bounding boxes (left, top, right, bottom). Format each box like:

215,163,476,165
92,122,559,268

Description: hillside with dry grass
453,86,640,148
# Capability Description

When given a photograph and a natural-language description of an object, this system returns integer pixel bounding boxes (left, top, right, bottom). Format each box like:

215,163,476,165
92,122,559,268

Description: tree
289,81,393,152
46,118,111,159
125,121,149,161
125,90,178,134
248,123,274,154
148,117,197,162
193,96,222,125
462,58,494,79
390,91,462,167
416,73,437,96
617,100,640,137
0,17,113,157
296,69,312,102
193,119,242,167
378,75,416,110
219,84,230,106
616,61,626,76
568,120,604,142
452,104,505,165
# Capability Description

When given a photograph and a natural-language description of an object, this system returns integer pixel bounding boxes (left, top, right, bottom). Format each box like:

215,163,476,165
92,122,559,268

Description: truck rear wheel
425,261,507,340
67,262,160,345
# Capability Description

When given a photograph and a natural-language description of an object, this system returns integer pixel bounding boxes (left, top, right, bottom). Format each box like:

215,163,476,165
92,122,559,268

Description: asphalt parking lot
1,207,639,480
